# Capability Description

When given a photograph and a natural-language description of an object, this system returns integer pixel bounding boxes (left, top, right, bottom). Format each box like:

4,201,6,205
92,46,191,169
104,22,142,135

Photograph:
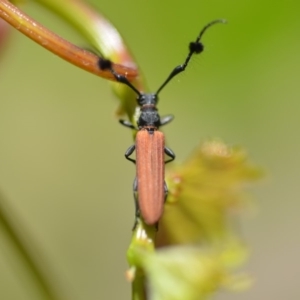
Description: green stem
0,191,70,300
132,269,146,300
127,220,157,300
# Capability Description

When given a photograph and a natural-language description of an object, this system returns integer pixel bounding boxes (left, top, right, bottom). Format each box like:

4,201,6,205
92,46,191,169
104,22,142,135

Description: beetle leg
164,181,169,202
160,114,174,126
125,144,136,163
164,146,175,164
119,119,137,130
132,177,140,230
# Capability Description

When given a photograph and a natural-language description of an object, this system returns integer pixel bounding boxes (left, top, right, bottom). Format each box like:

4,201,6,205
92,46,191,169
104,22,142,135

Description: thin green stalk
0,191,70,300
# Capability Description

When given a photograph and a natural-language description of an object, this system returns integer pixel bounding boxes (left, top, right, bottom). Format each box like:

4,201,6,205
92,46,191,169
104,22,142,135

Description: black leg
164,181,168,202
132,177,140,230
164,147,175,164
160,114,174,126
119,119,137,130
125,144,136,163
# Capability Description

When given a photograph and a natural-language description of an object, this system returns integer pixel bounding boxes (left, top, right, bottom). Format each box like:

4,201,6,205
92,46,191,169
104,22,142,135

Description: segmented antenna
156,19,226,95
98,19,226,98
98,58,141,96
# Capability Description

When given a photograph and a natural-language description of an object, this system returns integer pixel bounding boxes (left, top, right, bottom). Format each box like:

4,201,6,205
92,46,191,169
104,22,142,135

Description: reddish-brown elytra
98,19,226,227
136,130,165,225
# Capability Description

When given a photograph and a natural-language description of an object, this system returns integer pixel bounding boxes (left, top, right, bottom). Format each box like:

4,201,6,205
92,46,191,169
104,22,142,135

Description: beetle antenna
98,58,141,96
156,19,226,95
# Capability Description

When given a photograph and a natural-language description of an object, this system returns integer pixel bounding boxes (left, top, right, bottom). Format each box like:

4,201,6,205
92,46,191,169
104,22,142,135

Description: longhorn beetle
99,19,226,226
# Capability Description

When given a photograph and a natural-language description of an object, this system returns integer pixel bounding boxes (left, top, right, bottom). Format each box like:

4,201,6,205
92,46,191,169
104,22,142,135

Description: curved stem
33,0,137,68
0,0,137,81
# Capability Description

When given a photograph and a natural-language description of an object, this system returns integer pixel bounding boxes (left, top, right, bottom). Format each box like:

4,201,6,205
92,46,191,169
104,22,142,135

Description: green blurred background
0,0,300,299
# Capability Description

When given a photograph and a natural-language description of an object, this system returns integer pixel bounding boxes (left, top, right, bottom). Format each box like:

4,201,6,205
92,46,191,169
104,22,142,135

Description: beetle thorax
138,105,161,128
137,93,161,129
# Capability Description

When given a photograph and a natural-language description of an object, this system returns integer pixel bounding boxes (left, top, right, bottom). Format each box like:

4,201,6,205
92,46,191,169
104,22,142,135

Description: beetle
99,19,226,226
